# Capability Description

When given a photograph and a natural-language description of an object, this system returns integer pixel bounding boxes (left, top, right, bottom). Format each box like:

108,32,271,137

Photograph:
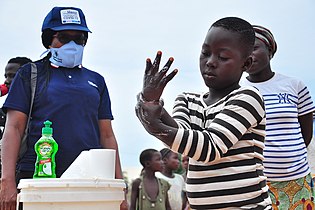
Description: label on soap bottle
37,143,53,176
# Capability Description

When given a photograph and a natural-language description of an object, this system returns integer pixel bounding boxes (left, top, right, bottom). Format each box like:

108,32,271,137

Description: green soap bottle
33,120,58,178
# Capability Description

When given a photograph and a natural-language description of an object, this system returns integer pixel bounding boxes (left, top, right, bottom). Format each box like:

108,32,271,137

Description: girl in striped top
135,17,272,209
242,25,315,210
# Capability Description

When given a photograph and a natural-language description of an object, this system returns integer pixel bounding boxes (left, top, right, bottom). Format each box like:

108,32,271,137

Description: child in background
181,155,190,210
174,154,185,175
156,148,186,210
135,17,272,209
3,57,32,91
181,155,189,181
129,149,171,210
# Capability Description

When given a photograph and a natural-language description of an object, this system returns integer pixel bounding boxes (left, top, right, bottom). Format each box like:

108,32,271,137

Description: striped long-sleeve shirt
170,86,272,209
242,73,315,181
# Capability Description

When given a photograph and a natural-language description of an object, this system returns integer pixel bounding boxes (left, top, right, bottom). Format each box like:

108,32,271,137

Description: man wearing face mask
0,6,128,210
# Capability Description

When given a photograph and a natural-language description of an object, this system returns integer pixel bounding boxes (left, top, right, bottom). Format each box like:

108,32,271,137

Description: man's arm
0,110,27,210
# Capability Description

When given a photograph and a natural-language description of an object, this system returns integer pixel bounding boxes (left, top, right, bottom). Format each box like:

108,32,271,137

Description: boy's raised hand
142,51,178,101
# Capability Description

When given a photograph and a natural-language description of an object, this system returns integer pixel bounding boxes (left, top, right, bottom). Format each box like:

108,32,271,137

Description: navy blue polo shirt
3,61,113,176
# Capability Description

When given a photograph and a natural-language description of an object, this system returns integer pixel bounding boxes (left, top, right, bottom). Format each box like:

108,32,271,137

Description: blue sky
0,0,314,170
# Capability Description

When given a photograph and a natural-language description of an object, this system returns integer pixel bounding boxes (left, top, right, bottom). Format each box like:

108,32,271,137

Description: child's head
160,148,180,171
182,155,189,171
139,148,163,172
5,57,32,89
200,17,255,90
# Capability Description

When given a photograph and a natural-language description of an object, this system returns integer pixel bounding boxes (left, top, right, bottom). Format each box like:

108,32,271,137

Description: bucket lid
18,178,125,189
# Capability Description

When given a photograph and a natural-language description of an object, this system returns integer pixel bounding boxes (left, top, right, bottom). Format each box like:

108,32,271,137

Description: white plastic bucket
17,178,125,210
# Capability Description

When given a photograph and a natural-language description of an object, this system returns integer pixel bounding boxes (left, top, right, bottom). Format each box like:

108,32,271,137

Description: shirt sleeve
171,88,265,163
172,93,192,129
297,80,315,116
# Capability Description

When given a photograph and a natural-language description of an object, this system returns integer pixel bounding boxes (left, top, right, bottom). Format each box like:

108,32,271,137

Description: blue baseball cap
42,6,91,32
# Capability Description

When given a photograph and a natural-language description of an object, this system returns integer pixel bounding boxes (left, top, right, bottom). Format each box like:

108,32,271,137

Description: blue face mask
49,41,84,68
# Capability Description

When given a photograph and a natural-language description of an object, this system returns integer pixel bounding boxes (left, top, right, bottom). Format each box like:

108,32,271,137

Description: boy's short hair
139,148,158,167
8,57,32,66
211,17,255,57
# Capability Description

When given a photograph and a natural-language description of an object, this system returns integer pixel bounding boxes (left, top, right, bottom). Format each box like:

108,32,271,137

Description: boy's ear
242,56,253,72
144,160,150,168
268,48,273,60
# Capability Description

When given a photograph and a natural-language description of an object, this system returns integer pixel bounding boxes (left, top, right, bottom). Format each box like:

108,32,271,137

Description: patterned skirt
267,173,315,210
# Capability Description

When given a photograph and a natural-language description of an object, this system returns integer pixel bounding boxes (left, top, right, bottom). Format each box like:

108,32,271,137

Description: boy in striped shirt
136,17,272,209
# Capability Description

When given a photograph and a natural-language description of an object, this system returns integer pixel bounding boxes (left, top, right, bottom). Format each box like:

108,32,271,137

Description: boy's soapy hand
142,51,178,101
135,93,164,134
135,98,176,146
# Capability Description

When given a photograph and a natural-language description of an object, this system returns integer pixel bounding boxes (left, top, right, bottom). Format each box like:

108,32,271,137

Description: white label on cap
60,9,81,24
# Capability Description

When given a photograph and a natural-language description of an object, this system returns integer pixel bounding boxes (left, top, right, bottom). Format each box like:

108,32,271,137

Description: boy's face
149,152,163,172
199,27,251,90
4,63,21,89
163,152,180,171
182,155,189,170
246,38,270,75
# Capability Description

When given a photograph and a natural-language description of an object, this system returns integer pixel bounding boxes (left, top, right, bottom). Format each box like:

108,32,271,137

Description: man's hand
0,178,18,210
